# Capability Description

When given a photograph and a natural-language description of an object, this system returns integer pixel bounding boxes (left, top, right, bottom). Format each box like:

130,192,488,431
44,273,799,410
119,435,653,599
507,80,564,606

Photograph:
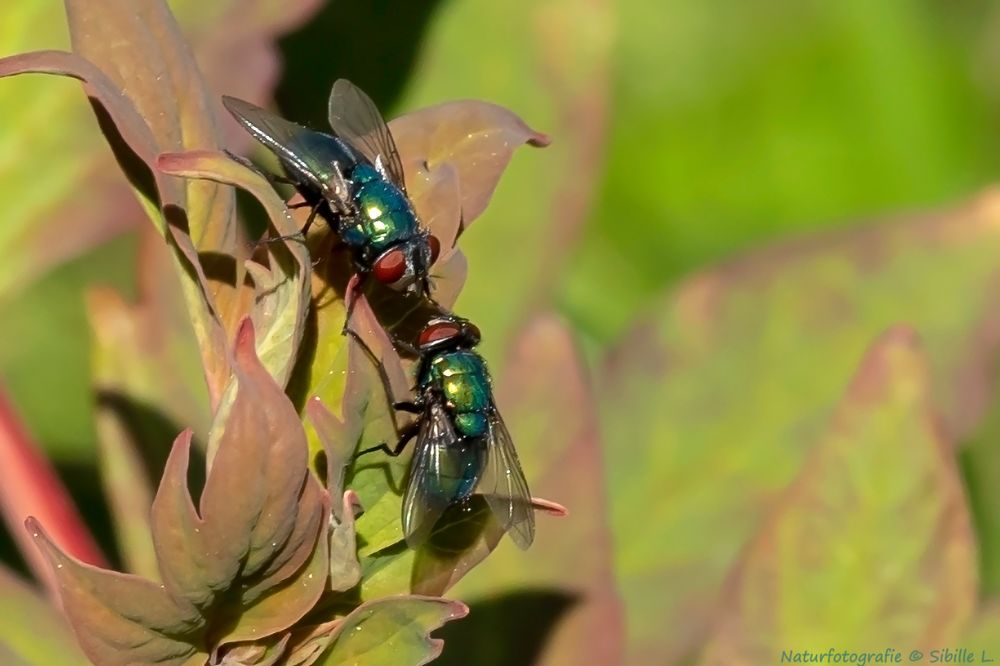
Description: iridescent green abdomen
421,349,492,438
340,163,420,254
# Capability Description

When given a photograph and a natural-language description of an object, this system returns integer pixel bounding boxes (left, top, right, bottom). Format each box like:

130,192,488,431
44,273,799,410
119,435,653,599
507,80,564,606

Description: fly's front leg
324,161,354,217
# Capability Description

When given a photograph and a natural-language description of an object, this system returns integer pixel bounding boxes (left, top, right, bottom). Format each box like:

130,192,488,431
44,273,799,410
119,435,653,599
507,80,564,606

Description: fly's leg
354,420,420,459
340,273,369,338
251,200,323,248
342,299,416,444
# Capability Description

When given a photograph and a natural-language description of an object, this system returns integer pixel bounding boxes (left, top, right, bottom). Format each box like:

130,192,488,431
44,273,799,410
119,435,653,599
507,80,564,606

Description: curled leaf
317,596,469,666
391,101,549,229
157,150,311,387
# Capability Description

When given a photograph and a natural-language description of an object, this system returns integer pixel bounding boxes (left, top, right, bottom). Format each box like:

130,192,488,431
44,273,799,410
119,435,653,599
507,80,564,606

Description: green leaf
316,596,468,666
600,193,1000,662
699,328,976,661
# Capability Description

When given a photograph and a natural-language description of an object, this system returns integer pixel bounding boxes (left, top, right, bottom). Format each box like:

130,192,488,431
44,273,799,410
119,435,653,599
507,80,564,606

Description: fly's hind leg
354,420,420,460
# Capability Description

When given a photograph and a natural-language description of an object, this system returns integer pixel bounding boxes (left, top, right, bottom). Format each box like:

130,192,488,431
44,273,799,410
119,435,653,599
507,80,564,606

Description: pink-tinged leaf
306,398,354,507
26,518,205,666
316,285,411,558
315,596,469,666
430,251,468,311
328,491,363,592
0,50,158,171
0,564,88,665
700,328,977,663
216,634,290,666
437,316,623,666
220,496,328,645
150,321,329,640
158,150,311,387
391,102,549,229
406,161,462,251
0,388,105,597
87,228,210,580
181,0,324,148
0,48,230,409
601,190,1000,663
65,0,237,253
283,620,341,666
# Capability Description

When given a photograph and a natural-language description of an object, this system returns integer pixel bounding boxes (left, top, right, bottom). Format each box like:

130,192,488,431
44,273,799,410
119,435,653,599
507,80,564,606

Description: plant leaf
315,596,469,666
601,191,1000,662
157,150,311,387
26,518,205,666
64,0,236,253
327,491,363,593
0,48,231,407
700,327,977,662
150,320,329,639
390,103,549,231
87,227,210,579
217,633,290,666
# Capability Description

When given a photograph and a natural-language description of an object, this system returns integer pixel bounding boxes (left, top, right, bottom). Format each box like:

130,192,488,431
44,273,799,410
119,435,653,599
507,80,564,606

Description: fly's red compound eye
428,235,441,264
373,249,407,284
419,321,461,348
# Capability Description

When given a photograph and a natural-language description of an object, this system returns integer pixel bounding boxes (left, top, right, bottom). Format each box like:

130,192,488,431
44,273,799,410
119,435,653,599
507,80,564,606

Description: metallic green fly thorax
340,163,421,254
421,349,493,438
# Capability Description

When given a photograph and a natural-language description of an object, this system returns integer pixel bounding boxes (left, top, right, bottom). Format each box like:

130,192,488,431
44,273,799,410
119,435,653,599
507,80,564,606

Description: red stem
0,387,107,599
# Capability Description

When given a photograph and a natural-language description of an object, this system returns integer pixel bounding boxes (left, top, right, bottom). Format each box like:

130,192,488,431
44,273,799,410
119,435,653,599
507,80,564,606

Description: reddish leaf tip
449,599,471,620
528,132,552,147
530,497,569,517
235,317,256,355
23,515,41,537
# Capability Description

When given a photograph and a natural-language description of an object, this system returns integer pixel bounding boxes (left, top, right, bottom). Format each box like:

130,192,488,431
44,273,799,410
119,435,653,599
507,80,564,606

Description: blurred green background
4,0,1000,663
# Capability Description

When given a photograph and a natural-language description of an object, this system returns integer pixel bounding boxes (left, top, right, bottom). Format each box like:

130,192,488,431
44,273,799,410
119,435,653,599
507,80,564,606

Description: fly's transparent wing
222,95,361,200
401,403,458,548
478,409,535,549
327,79,407,190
